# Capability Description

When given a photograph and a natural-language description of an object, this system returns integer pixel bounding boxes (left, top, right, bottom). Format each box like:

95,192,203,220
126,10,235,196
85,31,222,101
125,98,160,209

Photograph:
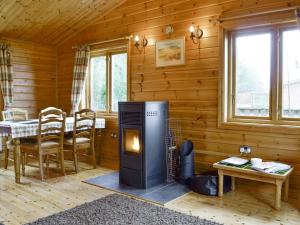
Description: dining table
0,117,105,183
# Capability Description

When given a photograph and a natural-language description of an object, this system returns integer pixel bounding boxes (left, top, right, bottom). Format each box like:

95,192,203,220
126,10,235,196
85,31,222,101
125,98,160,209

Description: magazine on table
251,162,291,174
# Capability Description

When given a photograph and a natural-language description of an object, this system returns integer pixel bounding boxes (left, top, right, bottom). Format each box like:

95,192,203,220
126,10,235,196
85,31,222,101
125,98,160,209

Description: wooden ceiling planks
55,0,129,45
0,0,126,45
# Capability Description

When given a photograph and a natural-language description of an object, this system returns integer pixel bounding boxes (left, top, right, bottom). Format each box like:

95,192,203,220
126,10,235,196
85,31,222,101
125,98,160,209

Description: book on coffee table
220,157,249,166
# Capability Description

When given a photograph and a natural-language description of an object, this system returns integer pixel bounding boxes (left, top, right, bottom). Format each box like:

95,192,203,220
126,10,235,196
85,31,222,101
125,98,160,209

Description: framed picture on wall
155,37,185,67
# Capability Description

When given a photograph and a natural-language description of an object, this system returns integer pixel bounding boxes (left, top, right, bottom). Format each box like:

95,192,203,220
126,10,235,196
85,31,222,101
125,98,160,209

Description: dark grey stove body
118,101,168,189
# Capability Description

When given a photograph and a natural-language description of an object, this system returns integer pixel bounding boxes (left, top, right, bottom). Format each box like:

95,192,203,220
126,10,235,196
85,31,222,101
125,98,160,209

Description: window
234,32,271,117
83,49,128,114
111,53,128,112
223,25,300,126
281,29,300,118
90,56,107,111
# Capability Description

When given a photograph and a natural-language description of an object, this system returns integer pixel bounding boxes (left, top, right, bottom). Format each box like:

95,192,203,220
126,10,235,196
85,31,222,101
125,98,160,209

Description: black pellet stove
118,101,168,188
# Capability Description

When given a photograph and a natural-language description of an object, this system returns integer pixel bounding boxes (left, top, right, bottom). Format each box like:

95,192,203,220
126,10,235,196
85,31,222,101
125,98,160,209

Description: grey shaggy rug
25,194,222,225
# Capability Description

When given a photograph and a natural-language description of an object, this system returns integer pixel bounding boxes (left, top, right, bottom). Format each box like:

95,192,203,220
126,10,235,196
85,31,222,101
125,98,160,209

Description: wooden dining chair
2,108,28,121
63,109,96,173
1,108,28,169
20,107,66,181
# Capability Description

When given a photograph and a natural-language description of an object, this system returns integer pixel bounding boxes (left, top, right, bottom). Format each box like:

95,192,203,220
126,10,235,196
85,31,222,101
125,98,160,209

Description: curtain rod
219,6,298,23
72,36,131,49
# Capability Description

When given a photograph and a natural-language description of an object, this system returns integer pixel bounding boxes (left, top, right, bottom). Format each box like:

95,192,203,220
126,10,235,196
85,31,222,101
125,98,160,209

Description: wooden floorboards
0,164,299,225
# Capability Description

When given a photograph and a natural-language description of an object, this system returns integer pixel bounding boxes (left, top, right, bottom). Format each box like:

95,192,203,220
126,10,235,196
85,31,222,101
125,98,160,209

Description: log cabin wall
57,0,300,189
0,37,57,118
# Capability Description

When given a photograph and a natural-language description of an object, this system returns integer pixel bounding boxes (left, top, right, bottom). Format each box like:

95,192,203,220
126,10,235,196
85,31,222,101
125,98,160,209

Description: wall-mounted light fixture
134,35,148,53
189,24,203,48
164,24,174,36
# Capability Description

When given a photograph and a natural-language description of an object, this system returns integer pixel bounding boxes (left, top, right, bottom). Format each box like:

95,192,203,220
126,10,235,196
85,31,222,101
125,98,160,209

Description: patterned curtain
296,8,300,29
0,43,13,109
70,45,90,115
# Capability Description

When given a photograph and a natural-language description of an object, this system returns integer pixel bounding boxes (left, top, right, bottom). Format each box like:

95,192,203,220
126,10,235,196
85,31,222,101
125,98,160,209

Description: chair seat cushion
21,141,60,150
64,137,90,145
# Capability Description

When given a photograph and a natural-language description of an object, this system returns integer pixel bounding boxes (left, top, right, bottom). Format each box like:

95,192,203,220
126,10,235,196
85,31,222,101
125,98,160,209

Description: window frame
278,26,300,122
83,46,129,116
228,28,274,121
88,53,108,113
221,23,300,128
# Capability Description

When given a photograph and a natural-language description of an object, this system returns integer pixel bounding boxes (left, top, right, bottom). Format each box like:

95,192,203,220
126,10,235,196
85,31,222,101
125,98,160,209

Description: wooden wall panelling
56,0,300,191
0,37,57,118
96,117,119,170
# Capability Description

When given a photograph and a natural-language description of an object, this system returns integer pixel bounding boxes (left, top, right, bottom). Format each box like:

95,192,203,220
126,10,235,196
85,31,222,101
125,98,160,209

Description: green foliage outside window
89,52,127,113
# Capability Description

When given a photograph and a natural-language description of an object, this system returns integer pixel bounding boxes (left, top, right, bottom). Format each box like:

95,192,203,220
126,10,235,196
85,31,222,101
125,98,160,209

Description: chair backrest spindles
73,109,96,142
38,107,66,149
2,108,28,121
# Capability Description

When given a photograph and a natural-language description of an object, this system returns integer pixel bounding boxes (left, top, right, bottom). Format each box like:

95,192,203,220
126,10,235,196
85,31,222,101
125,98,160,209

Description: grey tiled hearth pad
83,171,190,205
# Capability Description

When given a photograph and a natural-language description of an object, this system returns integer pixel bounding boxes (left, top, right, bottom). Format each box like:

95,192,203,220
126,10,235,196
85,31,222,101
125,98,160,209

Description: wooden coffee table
213,162,293,210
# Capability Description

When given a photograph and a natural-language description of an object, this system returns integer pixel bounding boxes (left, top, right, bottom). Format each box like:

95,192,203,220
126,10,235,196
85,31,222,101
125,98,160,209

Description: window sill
219,120,300,135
